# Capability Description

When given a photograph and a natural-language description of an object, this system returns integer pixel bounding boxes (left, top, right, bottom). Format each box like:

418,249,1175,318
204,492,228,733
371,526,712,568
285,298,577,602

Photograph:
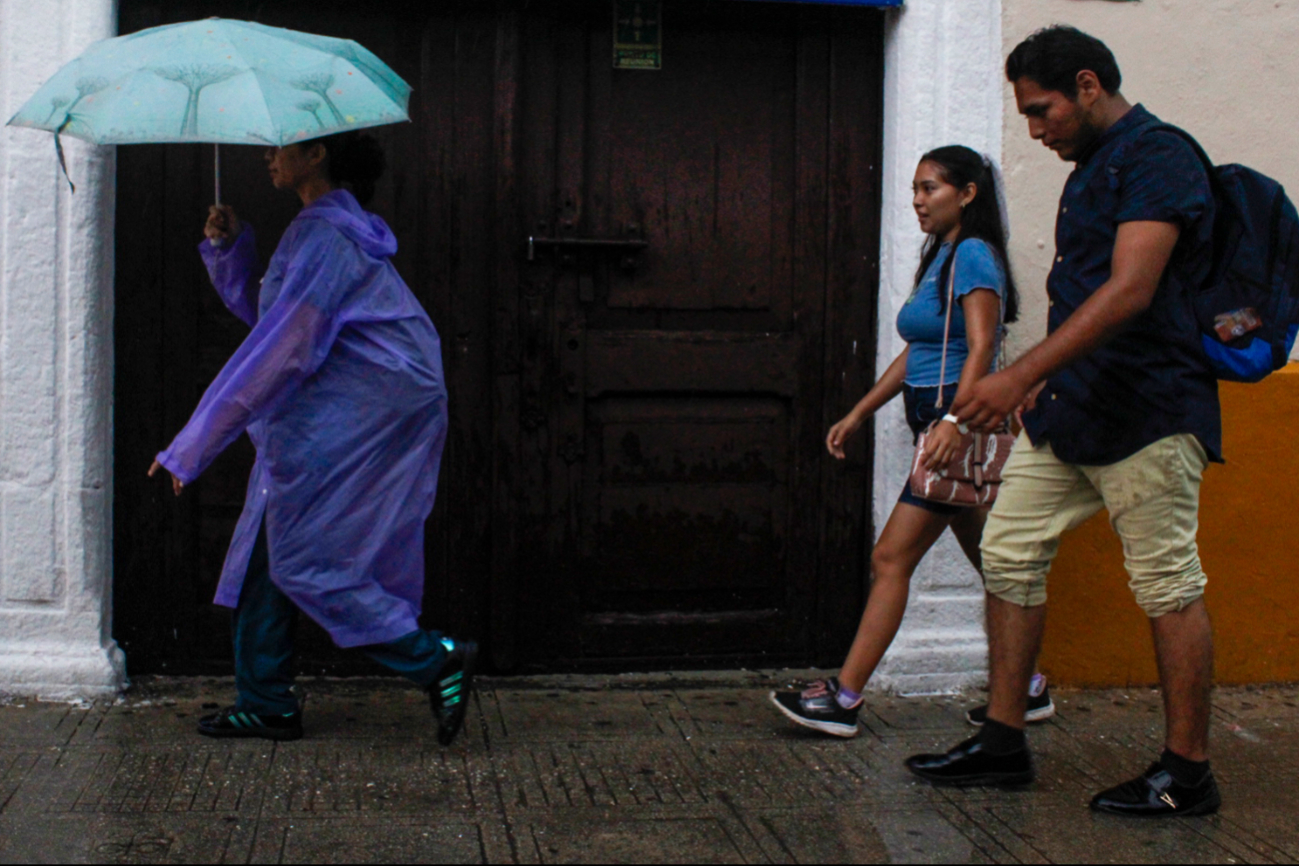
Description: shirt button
1051,394,1058,401
262,489,268,495
1062,207,1069,214
1056,256,1064,263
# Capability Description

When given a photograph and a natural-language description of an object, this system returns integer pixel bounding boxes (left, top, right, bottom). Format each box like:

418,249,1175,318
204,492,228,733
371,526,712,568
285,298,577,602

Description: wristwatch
942,413,970,435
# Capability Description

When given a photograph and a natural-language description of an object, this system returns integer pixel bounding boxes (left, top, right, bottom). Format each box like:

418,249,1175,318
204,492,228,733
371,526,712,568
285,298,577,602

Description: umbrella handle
208,143,225,247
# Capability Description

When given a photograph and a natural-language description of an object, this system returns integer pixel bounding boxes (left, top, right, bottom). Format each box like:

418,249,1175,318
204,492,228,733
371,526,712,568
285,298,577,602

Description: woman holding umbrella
149,130,474,745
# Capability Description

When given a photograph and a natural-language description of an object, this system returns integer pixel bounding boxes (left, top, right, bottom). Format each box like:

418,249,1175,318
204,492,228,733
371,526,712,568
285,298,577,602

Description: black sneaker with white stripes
769,677,861,738
965,674,1056,726
197,706,303,741
429,637,478,746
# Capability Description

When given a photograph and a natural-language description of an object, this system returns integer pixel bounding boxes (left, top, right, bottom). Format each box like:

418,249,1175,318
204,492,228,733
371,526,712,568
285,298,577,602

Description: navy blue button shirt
1022,104,1221,466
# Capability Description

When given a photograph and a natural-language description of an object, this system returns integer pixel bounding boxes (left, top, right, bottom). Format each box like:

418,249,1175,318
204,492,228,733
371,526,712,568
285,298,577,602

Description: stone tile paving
0,674,1296,864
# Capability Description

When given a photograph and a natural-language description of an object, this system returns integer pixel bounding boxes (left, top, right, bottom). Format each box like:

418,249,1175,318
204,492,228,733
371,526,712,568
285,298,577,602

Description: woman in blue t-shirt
771,146,1047,736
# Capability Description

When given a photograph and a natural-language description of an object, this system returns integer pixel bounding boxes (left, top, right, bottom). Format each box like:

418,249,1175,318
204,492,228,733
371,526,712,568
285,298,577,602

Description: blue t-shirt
897,239,1007,387
1021,105,1220,466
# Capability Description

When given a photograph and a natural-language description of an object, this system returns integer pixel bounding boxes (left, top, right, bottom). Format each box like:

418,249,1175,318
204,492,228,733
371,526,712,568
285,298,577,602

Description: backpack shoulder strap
1134,120,1221,198
1132,120,1230,277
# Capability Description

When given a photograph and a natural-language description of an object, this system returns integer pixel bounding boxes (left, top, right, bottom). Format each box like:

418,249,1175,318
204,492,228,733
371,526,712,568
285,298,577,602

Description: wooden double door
114,0,883,674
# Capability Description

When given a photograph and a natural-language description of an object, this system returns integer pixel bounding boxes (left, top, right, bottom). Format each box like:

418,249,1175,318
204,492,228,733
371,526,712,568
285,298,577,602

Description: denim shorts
899,384,962,515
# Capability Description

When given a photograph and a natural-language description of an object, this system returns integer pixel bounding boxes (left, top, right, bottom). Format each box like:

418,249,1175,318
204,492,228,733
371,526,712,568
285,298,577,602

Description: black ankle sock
1160,748,1210,787
979,718,1028,755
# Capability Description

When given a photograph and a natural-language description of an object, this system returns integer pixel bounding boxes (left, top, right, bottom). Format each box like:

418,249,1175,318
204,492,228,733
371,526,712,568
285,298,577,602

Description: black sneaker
197,706,303,741
905,735,1035,787
768,677,861,738
1090,762,1221,818
429,638,478,746
966,674,1056,726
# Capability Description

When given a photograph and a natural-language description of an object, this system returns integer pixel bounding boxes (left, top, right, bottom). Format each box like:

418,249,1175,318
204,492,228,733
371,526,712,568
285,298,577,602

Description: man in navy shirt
905,26,1222,817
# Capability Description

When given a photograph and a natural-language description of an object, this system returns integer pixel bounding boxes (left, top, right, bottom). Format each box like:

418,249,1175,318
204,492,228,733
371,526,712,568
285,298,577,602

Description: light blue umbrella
5,17,411,198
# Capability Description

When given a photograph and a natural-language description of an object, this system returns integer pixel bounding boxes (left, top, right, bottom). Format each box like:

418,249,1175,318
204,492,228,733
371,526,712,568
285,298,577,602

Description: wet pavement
1,672,1296,864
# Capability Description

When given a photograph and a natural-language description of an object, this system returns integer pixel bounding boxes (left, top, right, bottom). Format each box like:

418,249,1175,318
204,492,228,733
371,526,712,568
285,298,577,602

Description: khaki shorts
981,432,1210,617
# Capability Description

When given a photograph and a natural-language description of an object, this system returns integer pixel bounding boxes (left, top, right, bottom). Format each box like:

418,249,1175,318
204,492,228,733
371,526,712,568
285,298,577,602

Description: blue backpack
1143,122,1299,382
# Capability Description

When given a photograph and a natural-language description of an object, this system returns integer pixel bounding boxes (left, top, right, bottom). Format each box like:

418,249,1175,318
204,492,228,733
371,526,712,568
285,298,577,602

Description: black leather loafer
905,735,1035,787
1090,763,1221,817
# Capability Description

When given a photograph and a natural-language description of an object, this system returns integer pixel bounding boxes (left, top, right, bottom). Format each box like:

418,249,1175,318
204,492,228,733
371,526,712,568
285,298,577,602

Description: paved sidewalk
1,673,1296,864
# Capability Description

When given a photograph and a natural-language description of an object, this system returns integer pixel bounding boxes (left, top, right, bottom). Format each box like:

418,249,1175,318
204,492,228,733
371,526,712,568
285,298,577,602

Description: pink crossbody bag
907,249,1016,508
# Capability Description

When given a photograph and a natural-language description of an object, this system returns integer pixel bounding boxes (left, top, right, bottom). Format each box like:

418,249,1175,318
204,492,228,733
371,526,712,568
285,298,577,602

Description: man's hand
1015,380,1047,428
148,459,185,497
952,368,1032,432
970,221,1180,430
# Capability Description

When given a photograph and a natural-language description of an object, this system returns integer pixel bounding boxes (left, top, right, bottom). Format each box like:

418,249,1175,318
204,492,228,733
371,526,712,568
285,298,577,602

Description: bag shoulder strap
935,240,963,407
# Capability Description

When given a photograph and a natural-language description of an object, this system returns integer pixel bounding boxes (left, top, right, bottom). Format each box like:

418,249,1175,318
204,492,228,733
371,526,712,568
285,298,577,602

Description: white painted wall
868,0,1003,695
0,0,124,698
1001,0,1299,365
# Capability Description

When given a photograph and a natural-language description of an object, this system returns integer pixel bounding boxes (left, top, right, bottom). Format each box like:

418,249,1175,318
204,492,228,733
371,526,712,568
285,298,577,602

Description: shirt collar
1074,103,1154,166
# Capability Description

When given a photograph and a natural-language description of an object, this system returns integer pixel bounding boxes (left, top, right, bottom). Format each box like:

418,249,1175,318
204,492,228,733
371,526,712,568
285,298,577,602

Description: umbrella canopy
5,18,411,146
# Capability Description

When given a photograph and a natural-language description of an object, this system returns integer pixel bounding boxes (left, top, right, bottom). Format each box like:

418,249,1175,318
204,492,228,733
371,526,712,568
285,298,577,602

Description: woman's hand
204,205,241,246
922,419,964,472
148,459,185,497
826,412,864,460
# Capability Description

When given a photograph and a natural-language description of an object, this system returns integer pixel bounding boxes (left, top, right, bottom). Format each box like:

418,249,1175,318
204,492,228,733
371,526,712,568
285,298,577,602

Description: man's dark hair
1005,25,1122,98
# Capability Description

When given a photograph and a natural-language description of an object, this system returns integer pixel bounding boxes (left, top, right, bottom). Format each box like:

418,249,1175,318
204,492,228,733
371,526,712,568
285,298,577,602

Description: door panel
587,395,788,600
584,332,800,396
511,1,882,667
601,28,794,312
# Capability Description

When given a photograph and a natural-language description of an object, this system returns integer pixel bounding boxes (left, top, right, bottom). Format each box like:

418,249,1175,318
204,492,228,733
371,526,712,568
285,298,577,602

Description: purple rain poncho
157,189,448,648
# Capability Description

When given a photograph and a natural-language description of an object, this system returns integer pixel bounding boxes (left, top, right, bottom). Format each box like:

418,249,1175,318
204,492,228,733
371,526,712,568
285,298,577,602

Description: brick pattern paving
1,676,1296,863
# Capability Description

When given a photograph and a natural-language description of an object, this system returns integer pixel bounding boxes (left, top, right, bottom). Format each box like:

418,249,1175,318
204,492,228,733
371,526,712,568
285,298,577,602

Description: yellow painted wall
1040,364,1299,686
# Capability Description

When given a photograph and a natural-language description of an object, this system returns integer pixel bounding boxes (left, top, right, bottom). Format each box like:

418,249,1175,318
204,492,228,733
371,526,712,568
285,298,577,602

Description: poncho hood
299,188,398,259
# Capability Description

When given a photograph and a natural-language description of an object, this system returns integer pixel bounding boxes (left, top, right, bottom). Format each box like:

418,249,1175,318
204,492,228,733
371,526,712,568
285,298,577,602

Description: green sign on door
614,1,662,70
